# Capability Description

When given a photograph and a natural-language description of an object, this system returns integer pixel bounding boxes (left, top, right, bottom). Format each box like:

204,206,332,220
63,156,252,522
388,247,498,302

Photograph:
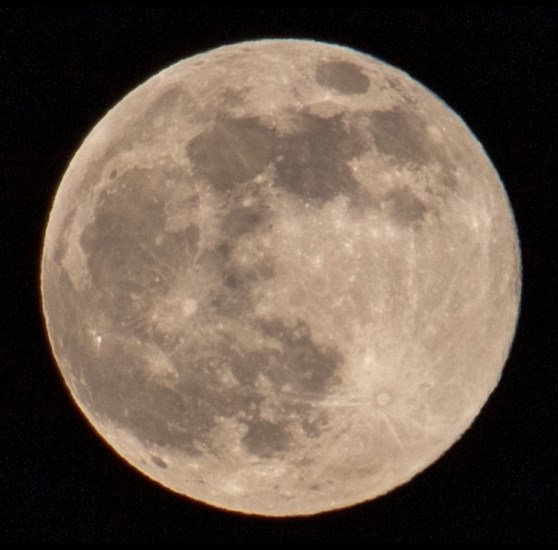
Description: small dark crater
150,455,167,469
187,115,276,192
109,169,118,180
242,419,290,457
369,108,430,167
383,188,427,225
316,61,370,95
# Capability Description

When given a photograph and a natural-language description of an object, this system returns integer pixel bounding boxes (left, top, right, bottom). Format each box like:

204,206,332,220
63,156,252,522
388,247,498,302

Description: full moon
41,40,521,516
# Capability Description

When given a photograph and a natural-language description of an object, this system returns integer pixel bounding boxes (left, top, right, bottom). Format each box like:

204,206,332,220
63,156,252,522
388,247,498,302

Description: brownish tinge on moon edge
41,39,521,516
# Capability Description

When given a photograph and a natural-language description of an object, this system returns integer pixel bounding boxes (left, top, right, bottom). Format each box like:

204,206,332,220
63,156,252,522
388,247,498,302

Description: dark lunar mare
187,111,370,207
72,159,345,456
315,60,371,95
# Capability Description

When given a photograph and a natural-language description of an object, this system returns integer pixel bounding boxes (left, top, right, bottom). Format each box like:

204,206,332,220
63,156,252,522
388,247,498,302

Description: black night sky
1,7,556,543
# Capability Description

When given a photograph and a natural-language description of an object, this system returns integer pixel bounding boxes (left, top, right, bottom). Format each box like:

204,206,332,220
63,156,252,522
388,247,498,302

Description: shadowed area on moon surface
41,40,520,516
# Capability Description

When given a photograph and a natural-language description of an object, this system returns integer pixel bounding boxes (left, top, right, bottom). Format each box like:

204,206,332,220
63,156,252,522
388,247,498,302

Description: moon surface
41,39,521,516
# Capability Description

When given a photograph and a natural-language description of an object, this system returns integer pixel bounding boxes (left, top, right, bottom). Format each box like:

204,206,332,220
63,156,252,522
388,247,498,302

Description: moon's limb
41,39,521,516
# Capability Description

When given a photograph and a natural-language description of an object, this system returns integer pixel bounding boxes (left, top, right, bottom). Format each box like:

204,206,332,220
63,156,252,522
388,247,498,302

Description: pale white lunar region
41,40,521,516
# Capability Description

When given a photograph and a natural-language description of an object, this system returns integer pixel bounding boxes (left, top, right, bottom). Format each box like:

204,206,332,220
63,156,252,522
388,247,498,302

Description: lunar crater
315,60,371,95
